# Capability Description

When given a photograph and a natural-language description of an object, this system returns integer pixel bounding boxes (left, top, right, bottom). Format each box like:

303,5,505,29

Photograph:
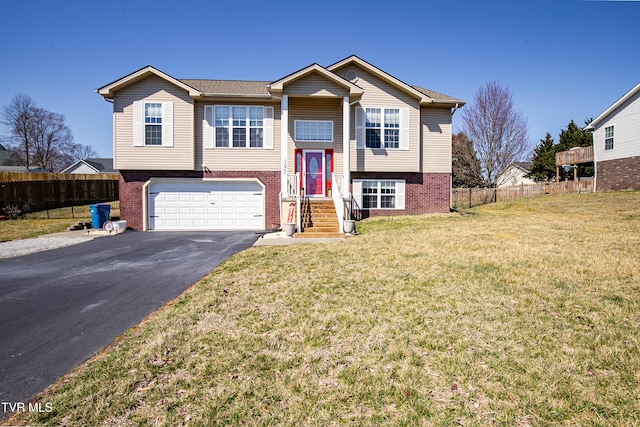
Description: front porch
282,172,352,238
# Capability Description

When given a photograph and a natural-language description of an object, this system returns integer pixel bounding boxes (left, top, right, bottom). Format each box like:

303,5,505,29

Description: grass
0,202,119,242
11,192,640,426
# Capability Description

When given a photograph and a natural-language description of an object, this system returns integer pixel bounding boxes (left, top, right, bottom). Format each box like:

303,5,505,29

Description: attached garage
147,180,265,230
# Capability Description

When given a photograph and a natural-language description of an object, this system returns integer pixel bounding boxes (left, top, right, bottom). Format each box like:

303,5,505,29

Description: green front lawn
14,192,640,426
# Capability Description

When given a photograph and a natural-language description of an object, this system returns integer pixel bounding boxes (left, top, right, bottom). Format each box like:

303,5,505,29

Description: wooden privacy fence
0,172,119,214
452,180,594,209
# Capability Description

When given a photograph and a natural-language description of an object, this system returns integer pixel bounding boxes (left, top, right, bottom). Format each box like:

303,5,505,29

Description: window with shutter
206,105,273,149
358,107,409,150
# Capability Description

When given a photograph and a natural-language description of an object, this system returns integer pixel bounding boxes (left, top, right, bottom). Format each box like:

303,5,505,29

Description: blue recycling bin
89,203,111,229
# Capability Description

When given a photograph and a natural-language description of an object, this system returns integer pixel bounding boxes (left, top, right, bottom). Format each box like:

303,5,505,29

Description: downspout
450,103,460,210
592,135,597,193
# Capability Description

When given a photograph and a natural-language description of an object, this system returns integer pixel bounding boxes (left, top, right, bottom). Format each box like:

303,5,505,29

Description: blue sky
1,0,639,158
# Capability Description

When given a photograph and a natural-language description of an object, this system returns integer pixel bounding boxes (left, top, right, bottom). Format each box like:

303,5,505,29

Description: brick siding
351,172,451,218
597,156,640,191
119,170,281,230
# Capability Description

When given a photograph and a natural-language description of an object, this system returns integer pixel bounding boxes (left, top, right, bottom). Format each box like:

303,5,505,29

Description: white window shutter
162,102,174,147
355,106,365,149
264,106,274,149
352,180,363,210
395,180,406,209
133,101,144,146
204,106,214,149
399,108,410,150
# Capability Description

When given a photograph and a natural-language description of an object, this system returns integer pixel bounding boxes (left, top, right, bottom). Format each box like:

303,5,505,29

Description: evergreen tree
558,119,592,151
527,133,556,181
527,119,594,182
452,132,484,187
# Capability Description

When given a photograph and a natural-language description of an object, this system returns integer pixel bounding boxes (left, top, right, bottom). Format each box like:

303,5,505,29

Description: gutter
200,93,273,99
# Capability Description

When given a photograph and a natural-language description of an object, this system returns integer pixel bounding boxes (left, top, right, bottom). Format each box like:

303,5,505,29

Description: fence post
469,188,472,208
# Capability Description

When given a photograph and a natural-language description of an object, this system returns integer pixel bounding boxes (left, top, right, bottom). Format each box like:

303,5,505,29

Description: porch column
281,95,289,195
342,96,350,196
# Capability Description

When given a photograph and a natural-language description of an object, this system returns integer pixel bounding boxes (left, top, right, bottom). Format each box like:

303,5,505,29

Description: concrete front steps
294,198,344,239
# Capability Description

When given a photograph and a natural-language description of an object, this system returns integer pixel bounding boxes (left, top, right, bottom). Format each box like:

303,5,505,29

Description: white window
133,101,173,147
356,107,409,150
353,179,405,210
365,108,400,149
144,103,163,145
205,105,273,149
605,125,614,150
225,106,262,148
294,120,333,142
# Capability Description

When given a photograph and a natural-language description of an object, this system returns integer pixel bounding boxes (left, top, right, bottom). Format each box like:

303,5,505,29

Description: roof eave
328,55,427,102
423,100,467,108
269,63,364,96
586,81,640,130
96,66,202,99
200,93,273,99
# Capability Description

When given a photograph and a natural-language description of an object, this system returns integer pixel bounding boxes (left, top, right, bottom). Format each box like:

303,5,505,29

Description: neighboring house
496,161,535,187
61,158,118,174
96,55,464,232
585,82,640,191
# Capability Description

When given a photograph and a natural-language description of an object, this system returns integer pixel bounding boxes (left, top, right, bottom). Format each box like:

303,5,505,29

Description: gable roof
585,81,640,130
96,56,464,107
61,158,117,173
268,63,364,98
97,66,202,99
327,55,465,107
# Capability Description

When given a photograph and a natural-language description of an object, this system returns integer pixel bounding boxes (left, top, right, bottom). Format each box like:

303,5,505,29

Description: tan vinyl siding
114,75,194,170
287,98,344,175
339,65,421,172
197,101,281,171
284,72,350,98
422,107,452,173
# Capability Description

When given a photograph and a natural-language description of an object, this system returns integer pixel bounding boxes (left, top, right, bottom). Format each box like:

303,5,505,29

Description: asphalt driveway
0,230,258,420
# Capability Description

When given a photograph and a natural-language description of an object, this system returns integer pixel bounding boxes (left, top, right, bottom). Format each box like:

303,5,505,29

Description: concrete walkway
252,231,348,246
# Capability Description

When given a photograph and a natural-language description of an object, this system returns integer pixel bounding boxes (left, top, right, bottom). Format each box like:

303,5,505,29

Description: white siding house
585,82,640,191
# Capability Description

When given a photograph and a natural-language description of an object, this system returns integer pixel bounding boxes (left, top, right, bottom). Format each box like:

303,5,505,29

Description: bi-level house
96,56,464,235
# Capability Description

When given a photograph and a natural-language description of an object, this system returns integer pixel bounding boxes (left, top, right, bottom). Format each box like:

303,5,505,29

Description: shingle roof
514,161,532,171
179,79,271,96
84,158,117,172
412,86,465,104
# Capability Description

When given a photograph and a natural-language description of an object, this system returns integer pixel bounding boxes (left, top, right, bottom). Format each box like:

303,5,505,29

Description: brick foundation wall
119,170,281,230
351,172,451,218
596,156,640,192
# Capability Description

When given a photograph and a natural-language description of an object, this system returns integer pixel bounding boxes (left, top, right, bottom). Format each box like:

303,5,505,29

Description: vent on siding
345,70,358,82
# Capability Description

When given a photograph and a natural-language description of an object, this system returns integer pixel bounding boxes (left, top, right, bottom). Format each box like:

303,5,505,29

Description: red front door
304,151,324,196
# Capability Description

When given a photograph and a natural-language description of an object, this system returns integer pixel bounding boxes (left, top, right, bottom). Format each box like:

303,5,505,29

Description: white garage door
148,181,264,230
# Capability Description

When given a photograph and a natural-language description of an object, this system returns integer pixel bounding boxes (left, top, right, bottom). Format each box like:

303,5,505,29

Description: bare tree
68,143,98,161
1,94,35,167
1,94,95,172
29,107,76,171
461,82,530,186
